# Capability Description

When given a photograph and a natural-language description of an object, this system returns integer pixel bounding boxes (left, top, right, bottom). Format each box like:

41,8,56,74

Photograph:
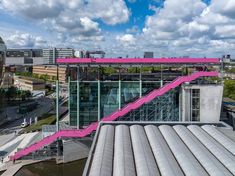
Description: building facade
60,58,222,128
43,48,74,64
14,76,45,91
5,49,43,66
0,37,6,84
33,65,77,83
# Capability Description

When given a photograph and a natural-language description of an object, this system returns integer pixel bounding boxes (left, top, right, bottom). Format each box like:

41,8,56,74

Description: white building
181,84,223,123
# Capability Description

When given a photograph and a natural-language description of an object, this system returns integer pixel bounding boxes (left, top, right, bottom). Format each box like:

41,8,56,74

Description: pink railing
57,58,220,64
10,71,219,160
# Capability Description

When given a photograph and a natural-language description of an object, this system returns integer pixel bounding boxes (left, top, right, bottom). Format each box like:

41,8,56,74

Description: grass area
20,114,56,133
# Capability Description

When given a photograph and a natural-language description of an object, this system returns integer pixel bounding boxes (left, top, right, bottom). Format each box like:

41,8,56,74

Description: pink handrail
10,71,218,160
56,58,220,64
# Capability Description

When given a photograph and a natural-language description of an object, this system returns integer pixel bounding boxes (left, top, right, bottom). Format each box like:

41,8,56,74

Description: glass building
69,66,182,128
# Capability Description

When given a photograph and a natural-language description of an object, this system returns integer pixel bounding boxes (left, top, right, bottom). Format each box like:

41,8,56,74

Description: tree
52,76,57,81
6,86,17,100
224,80,235,100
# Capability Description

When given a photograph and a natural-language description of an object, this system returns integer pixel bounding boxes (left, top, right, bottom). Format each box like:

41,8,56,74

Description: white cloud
116,34,136,45
3,32,48,48
0,0,130,43
0,0,130,25
139,0,235,57
1,0,235,58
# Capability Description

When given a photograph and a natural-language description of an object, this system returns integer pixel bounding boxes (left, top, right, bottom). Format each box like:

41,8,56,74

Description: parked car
21,121,29,128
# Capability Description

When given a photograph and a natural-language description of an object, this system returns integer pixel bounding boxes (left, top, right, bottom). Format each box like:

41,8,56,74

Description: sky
0,0,235,58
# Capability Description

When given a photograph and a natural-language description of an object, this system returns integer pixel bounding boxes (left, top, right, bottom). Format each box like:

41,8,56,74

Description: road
0,97,54,134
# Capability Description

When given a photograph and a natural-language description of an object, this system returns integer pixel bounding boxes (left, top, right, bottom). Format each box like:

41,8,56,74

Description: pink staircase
10,71,218,160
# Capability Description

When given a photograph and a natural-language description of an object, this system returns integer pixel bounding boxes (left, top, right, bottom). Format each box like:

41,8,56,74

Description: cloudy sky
0,0,235,57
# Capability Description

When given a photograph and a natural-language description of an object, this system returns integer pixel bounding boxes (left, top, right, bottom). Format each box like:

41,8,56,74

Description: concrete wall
181,84,223,123
63,139,90,163
181,87,191,121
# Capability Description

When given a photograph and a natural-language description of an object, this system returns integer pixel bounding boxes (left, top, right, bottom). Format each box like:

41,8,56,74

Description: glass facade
121,82,140,108
101,82,119,117
191,89,200,121
119,89,179,121
69,82,77,126
79,82,98,126
69,80,179,128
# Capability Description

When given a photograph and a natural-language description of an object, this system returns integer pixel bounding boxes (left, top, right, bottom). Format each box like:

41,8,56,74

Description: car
21,122,29,128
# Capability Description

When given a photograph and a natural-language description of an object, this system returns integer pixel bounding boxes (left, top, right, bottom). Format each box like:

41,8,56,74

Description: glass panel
121,82,140,108
192,89,200,97
142,81,161,96
79,82,98,126
119,89,180,121
191,89,200,121
192,110,200,121
100,82,119,117
69,82,77,126
192,98,200,109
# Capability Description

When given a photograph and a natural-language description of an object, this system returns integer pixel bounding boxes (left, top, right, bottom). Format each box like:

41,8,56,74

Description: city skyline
0,0,235,58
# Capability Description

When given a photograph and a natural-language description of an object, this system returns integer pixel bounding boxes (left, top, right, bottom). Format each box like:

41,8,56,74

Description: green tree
52,76,57,81
6,86,17,100
224,80,235,100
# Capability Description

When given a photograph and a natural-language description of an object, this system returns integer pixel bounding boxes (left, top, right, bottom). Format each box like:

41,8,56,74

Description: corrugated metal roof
84,123,235,176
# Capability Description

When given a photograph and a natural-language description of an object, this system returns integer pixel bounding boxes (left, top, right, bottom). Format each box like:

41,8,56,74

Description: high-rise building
0,37,6,83
43,48,74,64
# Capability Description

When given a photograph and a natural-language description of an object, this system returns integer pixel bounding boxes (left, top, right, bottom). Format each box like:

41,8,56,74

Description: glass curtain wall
69,80,167,127
69,82,77,126
68,65,181,128
79,82,98,126
101,82,119,117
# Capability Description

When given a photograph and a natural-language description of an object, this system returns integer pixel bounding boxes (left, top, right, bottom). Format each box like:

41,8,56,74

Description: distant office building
222,54,235,63
43,48,74,64
5,49,43,66
144,52,154,58
85,51,105,58
33,65,77,83
0,37,6,83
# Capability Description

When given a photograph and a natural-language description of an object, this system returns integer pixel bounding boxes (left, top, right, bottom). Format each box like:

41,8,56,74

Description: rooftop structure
83,122,235,176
